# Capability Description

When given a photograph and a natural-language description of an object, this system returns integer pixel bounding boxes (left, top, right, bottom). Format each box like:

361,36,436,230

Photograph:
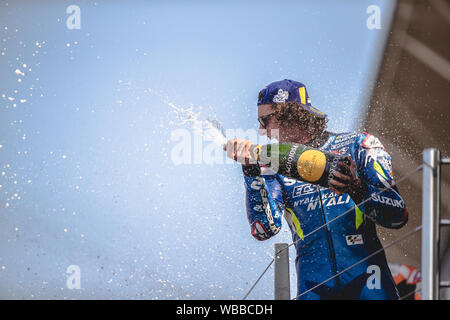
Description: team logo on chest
292,184,317,198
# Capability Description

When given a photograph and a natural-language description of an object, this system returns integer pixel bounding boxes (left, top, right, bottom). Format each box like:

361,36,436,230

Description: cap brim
300,104,327,119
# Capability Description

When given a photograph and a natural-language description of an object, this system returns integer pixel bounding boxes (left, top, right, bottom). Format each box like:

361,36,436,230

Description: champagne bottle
247,143,350,188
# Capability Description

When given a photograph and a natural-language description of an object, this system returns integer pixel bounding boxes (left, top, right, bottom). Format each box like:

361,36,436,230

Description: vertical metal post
422,148,441,300
274,243,290,300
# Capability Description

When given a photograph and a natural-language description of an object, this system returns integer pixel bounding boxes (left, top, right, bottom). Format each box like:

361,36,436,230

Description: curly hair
271,101,328,137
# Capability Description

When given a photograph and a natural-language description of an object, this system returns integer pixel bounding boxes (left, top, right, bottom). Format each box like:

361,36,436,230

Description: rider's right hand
225,138,254,165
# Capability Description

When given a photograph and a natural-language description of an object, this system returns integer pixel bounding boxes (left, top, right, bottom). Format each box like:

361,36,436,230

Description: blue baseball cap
257,79,327,119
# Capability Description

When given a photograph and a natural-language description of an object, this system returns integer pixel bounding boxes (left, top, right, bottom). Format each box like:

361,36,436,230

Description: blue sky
0,0,395,299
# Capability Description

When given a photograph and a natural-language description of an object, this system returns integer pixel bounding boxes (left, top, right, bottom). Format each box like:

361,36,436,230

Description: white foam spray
168,103,228,148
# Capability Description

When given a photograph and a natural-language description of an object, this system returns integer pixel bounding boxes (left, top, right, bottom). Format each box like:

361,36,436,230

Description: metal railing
274,243,290,300
267,148,449,300
421,148,450,300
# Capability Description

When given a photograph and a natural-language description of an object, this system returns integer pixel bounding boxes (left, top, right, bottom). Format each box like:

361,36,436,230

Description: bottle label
297,150,326,182
284,144,300,176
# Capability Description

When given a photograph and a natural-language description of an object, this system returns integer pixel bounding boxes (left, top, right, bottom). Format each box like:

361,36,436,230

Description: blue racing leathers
243,131,408,300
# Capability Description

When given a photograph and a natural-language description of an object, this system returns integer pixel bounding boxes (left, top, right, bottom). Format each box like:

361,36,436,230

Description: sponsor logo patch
320,136,335,150
292,184,317,198
253,204,263,212
371,194,405,208
333,133,357,144
331,140,354,150
283,177,298,186
346,234,364,246
304,194,351,211
259,185,280,235
250,177,264,190
273,89,289,103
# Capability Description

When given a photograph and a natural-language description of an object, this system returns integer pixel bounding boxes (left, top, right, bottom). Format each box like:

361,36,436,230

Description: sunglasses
257,113,275,128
